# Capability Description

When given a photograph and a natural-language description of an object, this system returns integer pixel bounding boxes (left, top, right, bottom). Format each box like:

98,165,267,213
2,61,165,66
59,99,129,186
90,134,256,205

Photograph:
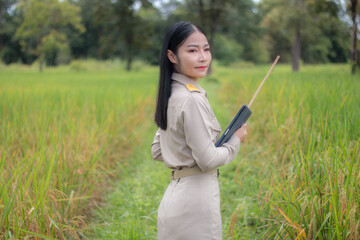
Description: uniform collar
172,73,207,97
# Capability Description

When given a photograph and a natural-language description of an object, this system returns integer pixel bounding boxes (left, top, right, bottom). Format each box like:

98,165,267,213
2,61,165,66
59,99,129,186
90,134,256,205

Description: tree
220,0,268,63
15,0,85,71
136,5,167,65
259,0,310,71
259,0,349,71
292,0,304,72
0,0,23,64
112,0,154,71
93,0,113,60
184,0,232,53
350,0,358,74
179,0,233,73
302,0,349,63
0,0,16,50
66,0,110,60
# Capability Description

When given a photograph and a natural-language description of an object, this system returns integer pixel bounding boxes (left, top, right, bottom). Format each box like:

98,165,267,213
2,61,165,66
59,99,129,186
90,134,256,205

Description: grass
0,60,158,239
0,61,359,239
212,64,360,239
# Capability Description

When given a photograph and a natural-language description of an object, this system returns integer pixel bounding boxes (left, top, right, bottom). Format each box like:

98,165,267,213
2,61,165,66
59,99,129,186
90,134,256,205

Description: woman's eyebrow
186,44,210,48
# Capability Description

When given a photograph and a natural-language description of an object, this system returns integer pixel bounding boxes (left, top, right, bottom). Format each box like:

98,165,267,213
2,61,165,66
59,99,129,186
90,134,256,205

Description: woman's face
168,30,212,81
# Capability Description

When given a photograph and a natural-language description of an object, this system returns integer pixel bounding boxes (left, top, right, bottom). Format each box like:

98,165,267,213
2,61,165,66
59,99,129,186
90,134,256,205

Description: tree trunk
0,22,3,52
0,35,3,54
125,33,133,71
38,41,44,72
207,17,216,75
208,1,216,52
292,31,301,72
351,0,358,74
39,60,44,72
292,0,303,72
198,0,206,28
126,51,132,71
207,0,221,75
0,10,3,51
97,27,103,60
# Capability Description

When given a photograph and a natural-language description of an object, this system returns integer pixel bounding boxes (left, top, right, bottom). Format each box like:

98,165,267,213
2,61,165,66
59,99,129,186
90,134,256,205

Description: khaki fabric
151,73,241,239
151,73,240,171
158,173,221,240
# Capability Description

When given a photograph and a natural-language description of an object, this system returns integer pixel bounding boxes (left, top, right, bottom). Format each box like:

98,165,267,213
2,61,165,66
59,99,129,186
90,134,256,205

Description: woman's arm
151,128,164,162
182,94,242,171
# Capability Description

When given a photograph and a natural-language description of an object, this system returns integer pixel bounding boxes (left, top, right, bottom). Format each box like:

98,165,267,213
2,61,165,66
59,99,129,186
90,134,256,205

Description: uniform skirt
157,172,222,240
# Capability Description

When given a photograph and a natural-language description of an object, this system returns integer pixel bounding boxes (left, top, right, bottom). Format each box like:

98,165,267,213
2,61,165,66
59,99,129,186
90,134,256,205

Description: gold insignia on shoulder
186,84,200,92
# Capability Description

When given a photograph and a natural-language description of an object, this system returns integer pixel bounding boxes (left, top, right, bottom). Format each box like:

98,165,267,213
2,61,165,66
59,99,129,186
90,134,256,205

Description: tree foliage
0,0,353,72
111,0,155,71
220,0,267,63
0,0,24,64
15,0,85,71
259,0,349,71
349,0,358,74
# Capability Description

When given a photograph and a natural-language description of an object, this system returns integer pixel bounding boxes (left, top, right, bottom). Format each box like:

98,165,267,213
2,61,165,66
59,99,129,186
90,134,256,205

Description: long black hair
155,21,206,130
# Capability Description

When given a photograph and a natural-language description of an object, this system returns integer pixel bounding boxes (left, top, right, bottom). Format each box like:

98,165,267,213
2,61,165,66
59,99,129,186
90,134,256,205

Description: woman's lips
195,66,207,69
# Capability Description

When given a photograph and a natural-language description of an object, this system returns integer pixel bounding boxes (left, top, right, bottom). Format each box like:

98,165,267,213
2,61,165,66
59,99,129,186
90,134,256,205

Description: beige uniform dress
151,73,241,240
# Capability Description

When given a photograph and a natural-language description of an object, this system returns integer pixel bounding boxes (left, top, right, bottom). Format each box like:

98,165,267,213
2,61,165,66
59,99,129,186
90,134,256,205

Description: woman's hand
234,123,247,142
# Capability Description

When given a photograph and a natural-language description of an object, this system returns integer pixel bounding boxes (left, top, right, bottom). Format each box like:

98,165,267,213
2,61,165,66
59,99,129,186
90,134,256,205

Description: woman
151,21,248,239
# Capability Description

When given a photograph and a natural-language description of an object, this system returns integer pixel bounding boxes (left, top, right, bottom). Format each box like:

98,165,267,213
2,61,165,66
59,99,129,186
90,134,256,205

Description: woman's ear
167,50,177,64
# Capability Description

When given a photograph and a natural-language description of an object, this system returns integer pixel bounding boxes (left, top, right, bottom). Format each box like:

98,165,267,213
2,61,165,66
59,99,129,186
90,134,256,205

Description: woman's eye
189,49,197,53
205,48,211,52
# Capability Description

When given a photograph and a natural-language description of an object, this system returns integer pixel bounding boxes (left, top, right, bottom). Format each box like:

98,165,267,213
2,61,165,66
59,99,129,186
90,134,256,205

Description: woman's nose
199,50,207,62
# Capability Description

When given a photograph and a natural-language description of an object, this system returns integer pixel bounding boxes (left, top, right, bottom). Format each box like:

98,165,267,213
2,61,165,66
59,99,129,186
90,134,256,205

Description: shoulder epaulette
186,84,200,93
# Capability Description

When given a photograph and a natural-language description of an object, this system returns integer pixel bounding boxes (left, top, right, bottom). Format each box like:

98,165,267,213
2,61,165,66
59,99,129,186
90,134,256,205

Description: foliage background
0,0,353,70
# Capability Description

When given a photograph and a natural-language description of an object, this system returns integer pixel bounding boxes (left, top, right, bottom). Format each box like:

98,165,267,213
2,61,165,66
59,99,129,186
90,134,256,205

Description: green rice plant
0,65,158,239
216,64,360,239
2,62,357,239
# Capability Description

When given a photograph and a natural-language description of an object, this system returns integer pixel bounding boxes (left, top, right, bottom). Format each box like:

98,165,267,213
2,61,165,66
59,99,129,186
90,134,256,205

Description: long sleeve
151,73,241,170
151,128,164,162
182,94,240,171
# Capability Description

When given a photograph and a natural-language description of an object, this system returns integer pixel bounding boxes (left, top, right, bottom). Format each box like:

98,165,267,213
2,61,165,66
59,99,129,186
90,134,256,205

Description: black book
215,104,252,147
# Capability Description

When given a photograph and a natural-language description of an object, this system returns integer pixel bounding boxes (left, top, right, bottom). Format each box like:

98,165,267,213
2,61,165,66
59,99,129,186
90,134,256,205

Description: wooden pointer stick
216,55,280,147
248,55,280,108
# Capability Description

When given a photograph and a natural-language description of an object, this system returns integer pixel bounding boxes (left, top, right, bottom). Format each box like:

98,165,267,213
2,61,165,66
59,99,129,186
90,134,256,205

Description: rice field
0,61,359,239
214,64,360,239
0,60,158,239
